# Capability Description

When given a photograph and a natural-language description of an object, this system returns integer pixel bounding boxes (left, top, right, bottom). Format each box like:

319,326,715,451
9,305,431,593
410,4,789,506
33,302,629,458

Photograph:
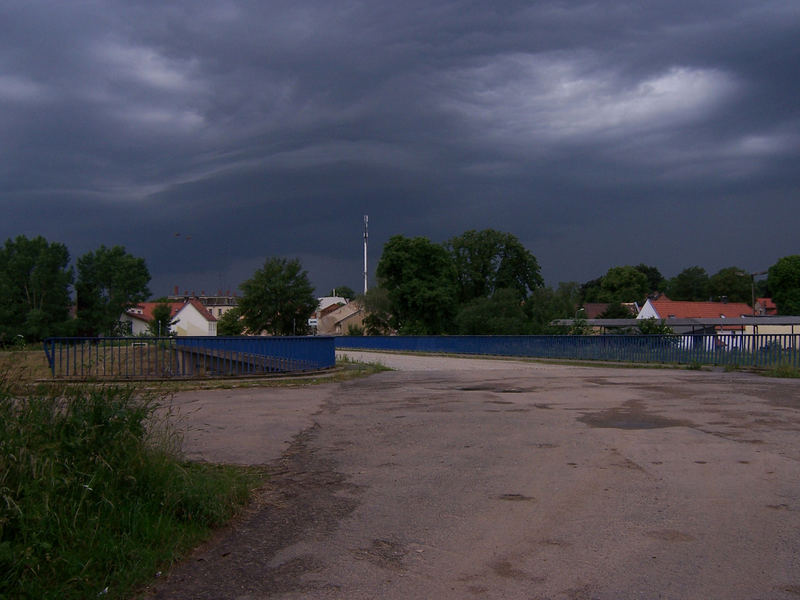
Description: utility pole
363,215,369,295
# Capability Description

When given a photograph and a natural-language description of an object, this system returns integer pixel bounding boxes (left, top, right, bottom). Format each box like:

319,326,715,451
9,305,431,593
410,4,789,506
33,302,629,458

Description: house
580,303,640,319
167,287,238,319
120,299,217,336
638,297,753,327
318,301,365,335
636,296,756,350
755,297,777,316
316,296,349,314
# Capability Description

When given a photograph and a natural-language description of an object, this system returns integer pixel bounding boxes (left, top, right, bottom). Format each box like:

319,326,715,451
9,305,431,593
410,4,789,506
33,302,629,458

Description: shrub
0,380,259,600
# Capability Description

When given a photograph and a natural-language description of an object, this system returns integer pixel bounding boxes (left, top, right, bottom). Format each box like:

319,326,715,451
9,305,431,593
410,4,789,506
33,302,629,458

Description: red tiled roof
648,298,753,319
757,297,777,315
126,300,216,322
582,303,609,319
581,303,638,319
319,302,345,318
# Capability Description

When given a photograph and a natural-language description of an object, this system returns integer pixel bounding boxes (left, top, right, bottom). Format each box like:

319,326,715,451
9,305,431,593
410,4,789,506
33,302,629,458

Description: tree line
3,231,799,342
172,246,800,337
354,232,800,335
0,235,150,344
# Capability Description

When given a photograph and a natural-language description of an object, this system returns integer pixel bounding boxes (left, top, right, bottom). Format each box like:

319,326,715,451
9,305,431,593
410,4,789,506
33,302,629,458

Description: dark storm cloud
2,0,798,295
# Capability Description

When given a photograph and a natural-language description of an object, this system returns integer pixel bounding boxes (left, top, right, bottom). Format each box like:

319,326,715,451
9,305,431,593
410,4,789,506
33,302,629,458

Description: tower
363,215,369,295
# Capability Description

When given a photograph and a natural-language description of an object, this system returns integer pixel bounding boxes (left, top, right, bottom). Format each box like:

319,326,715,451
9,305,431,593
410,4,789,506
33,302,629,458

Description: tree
526,282,581,334
634,264,666,294
329,286,356,300
147,303,175,337
584,266,648,304
709,267,751,304
359,287,393,335
667,266,709,301
638,317,674,335
75,245,151,336
0,235,74,343
376,235,457,334
598,302,634,318
579,276,604,305
238,257,317,335
767,255,800,315
217,307,245,335
455,288,530,334
346,323,364,336
447,229,542,304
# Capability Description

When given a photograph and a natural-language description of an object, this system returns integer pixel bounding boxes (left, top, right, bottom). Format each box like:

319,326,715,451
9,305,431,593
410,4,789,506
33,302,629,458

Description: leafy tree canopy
455,288,529,335
634,264,666,294
216,307,245,336
580,276,603,304
75,245,151,336
667,266,709,301
526,282,581,334
767,255,800,315
447,229,542,304
709,266,751,304
0,235,74,342
638,317,674,335
147,303,175,337
359,286,393,335
238,257,317,335
376,235,457,334
599,302,634,318
584,266,648,304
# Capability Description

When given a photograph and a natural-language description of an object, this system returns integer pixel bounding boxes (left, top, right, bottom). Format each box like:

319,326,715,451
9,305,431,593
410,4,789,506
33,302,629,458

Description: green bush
0,382,260,600
767,364,800,378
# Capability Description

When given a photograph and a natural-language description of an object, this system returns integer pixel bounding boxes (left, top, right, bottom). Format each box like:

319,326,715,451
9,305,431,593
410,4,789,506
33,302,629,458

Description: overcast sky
2,1,798,297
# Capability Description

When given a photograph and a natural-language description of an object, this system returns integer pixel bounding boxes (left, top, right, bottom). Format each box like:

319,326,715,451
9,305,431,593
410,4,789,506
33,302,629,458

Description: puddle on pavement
498,493,535,502
578,400,694,430
459,385,531,393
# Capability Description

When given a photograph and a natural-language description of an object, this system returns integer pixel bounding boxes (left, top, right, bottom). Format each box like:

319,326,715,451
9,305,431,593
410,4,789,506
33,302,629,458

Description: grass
0,365,263,600
0,348,51,391
765,364,800,378
336,354,393,375
0,347,391,599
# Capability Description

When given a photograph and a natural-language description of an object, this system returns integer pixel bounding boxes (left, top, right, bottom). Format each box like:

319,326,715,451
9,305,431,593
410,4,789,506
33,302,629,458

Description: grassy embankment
0,351,262,600
0,347,389,599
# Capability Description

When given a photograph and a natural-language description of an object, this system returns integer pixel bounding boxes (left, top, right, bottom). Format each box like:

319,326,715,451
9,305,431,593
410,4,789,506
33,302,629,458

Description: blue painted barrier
43,336,335,379
335,334,800,368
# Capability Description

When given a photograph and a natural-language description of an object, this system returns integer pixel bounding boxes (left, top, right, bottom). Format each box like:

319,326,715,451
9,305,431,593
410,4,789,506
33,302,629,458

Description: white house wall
636,300,660,319
173,305,217,336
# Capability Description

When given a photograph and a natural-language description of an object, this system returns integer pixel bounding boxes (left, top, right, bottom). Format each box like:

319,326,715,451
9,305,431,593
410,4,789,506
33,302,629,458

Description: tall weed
0,378,259,600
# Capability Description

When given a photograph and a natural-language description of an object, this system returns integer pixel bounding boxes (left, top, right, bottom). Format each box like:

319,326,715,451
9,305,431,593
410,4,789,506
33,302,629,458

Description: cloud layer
2,0,798,295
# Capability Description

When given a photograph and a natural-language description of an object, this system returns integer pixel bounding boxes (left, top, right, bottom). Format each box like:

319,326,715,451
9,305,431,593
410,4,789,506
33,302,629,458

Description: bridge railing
335,334,800,368
43,336,335,380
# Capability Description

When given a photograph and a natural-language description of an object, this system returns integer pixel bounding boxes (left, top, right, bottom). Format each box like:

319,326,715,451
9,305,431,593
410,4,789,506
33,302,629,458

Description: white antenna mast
363,215,369,295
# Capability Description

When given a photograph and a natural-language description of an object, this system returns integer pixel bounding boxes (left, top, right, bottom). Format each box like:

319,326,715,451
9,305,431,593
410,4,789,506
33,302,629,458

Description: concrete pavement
149,352,800,599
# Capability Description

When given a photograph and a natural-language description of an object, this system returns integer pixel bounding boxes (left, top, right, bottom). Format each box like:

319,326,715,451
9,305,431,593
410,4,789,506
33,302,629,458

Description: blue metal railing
43,336,335,380
335,334,800,368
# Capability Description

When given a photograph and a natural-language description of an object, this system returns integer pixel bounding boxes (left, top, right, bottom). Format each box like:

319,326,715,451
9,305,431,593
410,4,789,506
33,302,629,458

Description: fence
43,336,336,380
335,334,800,368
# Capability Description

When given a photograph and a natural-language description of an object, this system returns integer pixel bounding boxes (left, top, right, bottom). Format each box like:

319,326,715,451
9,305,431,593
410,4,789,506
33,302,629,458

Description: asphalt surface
147,352,800,600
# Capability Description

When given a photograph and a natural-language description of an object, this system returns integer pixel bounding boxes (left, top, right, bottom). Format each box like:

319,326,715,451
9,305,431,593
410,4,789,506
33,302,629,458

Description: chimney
174,285,179,295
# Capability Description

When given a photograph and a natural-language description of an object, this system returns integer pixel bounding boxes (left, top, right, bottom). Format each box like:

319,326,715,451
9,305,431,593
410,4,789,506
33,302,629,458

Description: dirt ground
143,352,800,599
